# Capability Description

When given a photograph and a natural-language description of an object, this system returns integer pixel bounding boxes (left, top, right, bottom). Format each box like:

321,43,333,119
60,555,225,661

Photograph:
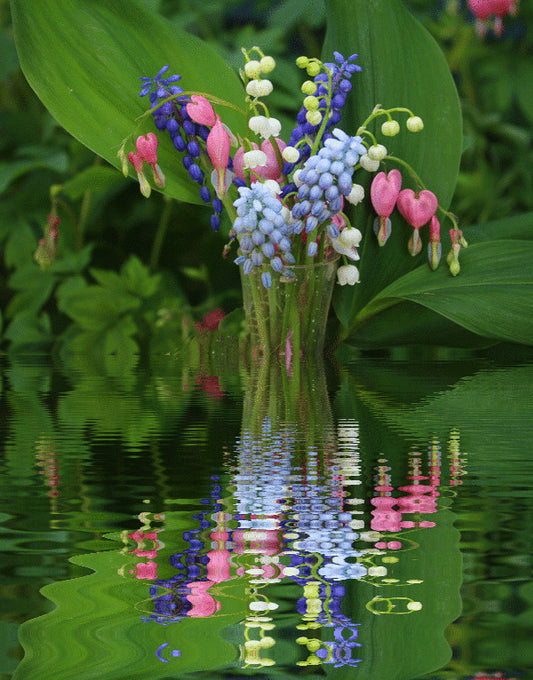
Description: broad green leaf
342,299,493,349
0,26,19,80
10,0,247,204
323,0,462,328
462,210,533,244
347,240,533,346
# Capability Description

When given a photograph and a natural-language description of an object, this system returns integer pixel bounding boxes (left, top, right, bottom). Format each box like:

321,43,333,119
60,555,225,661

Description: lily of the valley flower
206,118,231,198
248,115,282,139
346,183,365,205
246,79,273,98
359,154,380,172
331,227,362,261
234,138,286,182
337,263,360,285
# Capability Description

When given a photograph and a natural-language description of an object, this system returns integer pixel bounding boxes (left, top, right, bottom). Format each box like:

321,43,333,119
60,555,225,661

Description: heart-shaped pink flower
186,95,217,128
370,169,402,218
397,189,438,229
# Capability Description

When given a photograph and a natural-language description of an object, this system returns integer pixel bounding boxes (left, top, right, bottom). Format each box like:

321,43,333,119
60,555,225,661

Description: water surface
1,350,532,679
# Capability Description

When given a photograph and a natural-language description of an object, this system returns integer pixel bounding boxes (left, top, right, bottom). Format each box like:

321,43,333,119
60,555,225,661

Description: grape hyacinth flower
291,129,367,240
233,182,295,288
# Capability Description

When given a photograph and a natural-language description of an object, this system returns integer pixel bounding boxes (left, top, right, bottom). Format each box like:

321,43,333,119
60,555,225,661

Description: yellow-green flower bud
260,56,276,73
306,62,321,77
381,120,400,136
306,110,322,126
296,56,309,68
303,95,319,111
301,80,317,95
117,145,129,177
367,144,388,161
406,116,424,132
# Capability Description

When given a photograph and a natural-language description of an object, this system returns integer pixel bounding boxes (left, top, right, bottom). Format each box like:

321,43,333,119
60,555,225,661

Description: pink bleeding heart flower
397,188,438,228
206,117,231,198
186,95,217,127
397,188,438,257
135,132,165,189
370,169,402,246
233,138,286,183
468,0,517,35
468,0,494,19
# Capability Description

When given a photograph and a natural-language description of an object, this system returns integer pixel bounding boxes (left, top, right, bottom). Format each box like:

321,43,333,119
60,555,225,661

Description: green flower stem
150,194,173,269
250,277,271,356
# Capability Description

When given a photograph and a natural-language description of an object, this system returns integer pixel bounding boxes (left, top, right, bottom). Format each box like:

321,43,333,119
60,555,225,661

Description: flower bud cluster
233,182,296,288
284,52,362,174
243,52,275,101
34,212,60,269
138,65,224,229
291,129,367,239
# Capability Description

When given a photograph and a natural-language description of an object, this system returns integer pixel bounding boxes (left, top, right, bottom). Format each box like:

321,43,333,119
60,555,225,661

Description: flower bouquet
120,48,463,359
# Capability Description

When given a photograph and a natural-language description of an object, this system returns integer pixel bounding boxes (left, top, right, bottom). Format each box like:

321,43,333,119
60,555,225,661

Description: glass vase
240,256,339,359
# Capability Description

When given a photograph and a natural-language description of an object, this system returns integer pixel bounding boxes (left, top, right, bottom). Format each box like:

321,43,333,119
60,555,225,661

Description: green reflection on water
1,349,532,679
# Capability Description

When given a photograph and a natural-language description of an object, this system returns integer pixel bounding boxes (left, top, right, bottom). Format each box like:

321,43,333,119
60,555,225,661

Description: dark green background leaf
323,0,463,331
10,0,247,203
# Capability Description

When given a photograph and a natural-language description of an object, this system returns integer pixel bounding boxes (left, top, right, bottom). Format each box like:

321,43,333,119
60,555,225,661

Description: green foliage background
1,0,532,364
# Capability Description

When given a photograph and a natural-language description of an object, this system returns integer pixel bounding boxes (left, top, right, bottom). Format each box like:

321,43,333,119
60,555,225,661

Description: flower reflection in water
130,395,466,672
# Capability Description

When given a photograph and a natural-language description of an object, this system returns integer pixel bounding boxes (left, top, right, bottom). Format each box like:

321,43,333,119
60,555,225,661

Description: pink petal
136,132,159,166
396,188,438,229
186,95,217,127
127,150,144,174
370,169,402,218
206,118,231,196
